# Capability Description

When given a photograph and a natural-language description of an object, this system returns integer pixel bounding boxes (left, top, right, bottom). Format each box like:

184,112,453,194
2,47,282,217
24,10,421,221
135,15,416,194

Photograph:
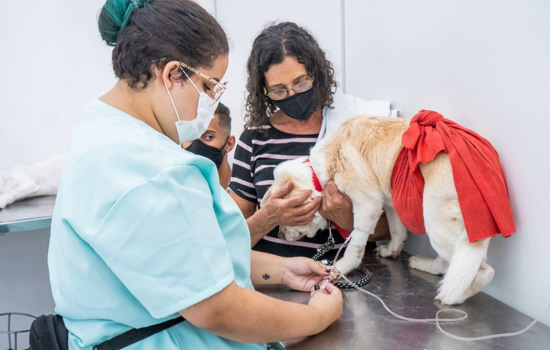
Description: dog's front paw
335,255,361,275
375,244,399,258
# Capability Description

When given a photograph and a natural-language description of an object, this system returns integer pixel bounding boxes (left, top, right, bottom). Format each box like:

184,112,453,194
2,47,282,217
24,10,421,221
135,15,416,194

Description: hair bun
98,0,150,46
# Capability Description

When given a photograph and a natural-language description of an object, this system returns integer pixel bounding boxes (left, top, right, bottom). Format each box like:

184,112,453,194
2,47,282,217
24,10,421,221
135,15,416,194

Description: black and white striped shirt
229,125,345,258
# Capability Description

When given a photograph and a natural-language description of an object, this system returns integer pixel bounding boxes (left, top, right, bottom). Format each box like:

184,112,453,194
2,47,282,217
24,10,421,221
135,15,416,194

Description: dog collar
303,159,351,239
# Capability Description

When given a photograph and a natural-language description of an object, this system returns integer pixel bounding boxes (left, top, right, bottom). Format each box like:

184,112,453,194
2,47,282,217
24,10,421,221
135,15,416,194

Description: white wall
0,0,115,171
345,0,550,326
0,0,341,168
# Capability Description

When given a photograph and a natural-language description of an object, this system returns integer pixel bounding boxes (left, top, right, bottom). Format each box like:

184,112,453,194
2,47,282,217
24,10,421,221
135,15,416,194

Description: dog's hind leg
409,255,448,275
375,206,407,258
335,199,384,275
435,235,491,305
457,261,494,302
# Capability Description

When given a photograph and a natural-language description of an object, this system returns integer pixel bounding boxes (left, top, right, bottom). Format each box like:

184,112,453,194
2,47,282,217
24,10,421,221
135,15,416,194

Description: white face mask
163,67,218,144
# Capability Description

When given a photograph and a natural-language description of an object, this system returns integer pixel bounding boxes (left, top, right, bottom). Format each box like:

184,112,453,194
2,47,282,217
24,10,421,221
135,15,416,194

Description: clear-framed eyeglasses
179,61,228,106
264,78,314,101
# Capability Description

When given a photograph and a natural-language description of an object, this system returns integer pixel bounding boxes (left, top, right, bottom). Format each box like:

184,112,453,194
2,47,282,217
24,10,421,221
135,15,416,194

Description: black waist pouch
29,314,184,350
29,315,68,350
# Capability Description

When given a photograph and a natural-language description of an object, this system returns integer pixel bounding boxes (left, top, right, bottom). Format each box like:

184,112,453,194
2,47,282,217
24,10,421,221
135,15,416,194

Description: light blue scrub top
48,100,266,350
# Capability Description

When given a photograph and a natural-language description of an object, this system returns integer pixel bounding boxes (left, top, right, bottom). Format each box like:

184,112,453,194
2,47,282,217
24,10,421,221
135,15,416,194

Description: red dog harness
391,110,516,242
303,159,351,239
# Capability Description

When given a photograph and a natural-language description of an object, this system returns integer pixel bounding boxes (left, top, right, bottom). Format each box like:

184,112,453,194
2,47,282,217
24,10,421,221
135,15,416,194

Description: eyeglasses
179,62,228,106
264,78,314,101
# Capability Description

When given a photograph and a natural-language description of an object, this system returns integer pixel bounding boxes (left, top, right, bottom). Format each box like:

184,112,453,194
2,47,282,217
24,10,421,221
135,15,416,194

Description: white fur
269,116,495,305
261,158,329,241
0,155,65,209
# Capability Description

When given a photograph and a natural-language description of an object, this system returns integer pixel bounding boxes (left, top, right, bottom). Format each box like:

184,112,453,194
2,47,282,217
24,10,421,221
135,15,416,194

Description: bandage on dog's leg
335,228,370,275
334,200,383,274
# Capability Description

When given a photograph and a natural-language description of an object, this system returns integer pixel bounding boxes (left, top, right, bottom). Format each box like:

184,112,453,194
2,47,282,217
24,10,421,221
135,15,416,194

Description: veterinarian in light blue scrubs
48,1,342,349
49,100,258,349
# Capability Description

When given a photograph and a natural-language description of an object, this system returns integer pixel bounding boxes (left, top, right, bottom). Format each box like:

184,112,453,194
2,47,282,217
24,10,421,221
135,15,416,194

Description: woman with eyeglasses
229,22,392,258
47,1,342,349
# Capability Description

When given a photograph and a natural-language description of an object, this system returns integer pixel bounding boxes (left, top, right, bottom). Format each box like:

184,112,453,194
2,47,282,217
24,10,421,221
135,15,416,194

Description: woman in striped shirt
229,22,391,258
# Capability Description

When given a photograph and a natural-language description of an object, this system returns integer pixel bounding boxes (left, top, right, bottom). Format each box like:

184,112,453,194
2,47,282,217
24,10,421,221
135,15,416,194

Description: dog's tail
436,233,490,305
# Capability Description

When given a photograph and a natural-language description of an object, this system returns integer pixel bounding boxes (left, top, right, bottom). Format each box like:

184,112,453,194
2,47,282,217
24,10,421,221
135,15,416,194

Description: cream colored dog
265,116,494,305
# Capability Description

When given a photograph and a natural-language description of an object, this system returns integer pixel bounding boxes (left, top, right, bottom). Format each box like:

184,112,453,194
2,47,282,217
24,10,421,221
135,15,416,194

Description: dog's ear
261,187,273,208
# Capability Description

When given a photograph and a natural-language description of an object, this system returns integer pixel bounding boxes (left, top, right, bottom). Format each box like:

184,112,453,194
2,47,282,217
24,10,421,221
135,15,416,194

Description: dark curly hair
244,22,337,129
98,0,228,89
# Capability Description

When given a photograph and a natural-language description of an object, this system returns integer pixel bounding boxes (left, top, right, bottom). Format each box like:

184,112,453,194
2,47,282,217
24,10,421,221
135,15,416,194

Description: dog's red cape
390,110,516,242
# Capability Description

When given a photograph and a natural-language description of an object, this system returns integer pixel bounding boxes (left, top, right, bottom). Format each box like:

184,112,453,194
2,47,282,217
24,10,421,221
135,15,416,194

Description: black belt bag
29,314,185,350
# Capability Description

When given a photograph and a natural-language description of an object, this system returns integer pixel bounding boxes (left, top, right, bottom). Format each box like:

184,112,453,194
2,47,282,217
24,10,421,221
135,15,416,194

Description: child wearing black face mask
183,103,235,188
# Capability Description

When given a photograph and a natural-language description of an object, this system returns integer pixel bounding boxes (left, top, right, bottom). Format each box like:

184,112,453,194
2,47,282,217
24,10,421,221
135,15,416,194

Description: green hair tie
99,0,153,46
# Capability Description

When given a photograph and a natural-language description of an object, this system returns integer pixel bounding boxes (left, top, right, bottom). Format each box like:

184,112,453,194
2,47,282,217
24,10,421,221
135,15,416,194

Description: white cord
332,232,549,340
330,226,349,264
339,273,467,323
435,305,549,342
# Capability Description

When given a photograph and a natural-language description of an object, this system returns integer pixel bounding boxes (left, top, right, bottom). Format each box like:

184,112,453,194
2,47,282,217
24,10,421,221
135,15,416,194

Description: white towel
0,155,65,209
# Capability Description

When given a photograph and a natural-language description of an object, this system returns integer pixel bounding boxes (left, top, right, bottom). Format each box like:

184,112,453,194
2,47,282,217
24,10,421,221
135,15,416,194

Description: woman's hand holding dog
262,181,322,228
319,181,354,232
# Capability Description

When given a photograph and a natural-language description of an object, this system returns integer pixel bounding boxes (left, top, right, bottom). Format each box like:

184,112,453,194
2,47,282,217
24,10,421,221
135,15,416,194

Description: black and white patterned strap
312,225,372,289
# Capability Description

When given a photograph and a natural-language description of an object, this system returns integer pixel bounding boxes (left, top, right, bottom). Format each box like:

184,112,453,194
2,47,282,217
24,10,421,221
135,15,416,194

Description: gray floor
260,248,550,350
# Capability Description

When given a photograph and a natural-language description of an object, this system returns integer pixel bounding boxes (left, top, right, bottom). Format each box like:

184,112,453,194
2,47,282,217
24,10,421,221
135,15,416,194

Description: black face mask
185,138,227,168
272,88,317,120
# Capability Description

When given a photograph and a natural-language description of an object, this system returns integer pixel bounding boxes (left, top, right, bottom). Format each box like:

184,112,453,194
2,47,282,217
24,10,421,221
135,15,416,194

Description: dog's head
261,158,328,241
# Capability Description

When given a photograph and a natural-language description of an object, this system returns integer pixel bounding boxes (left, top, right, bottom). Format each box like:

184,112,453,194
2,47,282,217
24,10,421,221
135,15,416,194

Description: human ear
161,61,182,90
225,135,236,153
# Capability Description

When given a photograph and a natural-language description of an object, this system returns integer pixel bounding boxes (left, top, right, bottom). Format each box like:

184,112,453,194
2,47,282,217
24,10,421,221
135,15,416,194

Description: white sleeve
319,89,397,140
355,97,392,117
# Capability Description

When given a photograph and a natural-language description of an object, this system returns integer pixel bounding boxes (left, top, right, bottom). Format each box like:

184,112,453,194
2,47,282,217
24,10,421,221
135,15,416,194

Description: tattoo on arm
262,273,270,280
